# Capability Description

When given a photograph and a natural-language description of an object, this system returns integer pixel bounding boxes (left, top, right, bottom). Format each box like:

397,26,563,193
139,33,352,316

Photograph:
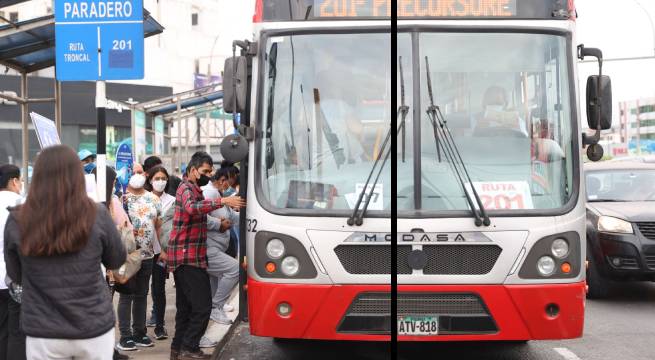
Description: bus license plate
397,316,438,336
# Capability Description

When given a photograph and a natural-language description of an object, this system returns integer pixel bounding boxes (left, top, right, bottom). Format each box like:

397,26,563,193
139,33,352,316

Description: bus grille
423,245,502,275
337,292,496,334
334,245,501,275
637,223,655,240
346,292,489,316
334,245,413,275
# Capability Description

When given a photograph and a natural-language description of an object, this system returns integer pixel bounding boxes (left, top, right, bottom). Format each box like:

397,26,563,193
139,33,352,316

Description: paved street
216,281,655,360
112,278,238,360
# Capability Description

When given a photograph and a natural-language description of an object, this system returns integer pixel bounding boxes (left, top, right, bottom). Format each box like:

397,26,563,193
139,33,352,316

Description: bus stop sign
55,0,144,81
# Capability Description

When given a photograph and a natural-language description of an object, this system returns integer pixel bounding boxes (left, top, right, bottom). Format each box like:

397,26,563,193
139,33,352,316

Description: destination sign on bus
313,0,515,18
259,0,570,21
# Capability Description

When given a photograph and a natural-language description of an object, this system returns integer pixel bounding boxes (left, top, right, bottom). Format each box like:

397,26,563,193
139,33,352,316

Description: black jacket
3,204,126,339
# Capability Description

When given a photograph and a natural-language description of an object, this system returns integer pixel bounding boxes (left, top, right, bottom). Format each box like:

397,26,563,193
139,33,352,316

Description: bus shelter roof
148,90,224,117
0,10,164,73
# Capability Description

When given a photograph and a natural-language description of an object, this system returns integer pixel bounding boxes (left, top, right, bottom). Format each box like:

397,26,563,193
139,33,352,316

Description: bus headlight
281,256,300,276
598,216,633,234
551,239,569,259
537,256,556,276
266,239,285,259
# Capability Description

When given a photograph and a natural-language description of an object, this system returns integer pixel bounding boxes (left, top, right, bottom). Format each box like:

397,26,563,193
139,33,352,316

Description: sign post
55,0,144,203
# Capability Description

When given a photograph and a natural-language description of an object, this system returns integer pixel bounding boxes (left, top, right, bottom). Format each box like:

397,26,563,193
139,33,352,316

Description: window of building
191,12,198,26
9,12,18,22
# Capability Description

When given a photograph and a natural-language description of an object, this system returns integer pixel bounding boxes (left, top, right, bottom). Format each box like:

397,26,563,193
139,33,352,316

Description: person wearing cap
78,149,96,174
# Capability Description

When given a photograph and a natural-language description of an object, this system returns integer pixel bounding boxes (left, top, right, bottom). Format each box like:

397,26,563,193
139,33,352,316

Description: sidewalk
112,276,239,359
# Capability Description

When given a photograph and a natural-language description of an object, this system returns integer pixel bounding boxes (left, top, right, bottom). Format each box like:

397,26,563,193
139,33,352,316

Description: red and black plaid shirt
166,180,222,272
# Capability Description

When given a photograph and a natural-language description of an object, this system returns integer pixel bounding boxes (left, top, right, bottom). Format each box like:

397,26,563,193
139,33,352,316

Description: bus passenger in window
474,86,528,137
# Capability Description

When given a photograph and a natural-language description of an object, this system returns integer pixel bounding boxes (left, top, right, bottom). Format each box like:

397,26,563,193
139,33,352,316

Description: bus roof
254,0,575,22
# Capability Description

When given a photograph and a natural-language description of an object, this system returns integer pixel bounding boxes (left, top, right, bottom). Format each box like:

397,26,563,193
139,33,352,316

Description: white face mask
129,174,146,189
152,179,167,193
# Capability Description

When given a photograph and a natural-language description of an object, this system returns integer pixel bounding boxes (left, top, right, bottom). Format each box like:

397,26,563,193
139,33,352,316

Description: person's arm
4,213,21,286
99,206,127,270
207,215,226,232
158,205,175,252
154,196,163,241
180,184,222,215
227,206,240,225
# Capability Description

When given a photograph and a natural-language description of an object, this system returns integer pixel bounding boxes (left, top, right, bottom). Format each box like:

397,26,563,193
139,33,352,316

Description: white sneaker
210,309,233,325
222,303,235,312
199,336,218,349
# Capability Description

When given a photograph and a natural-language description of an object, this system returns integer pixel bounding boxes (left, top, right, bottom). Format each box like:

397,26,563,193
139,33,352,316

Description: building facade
616,98,655,156
0,0,254,167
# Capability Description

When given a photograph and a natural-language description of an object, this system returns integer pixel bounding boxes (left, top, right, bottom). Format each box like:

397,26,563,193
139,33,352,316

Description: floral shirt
125,191,162,259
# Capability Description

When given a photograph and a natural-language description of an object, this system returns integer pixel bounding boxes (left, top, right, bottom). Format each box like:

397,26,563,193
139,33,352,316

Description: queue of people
0,146,245,360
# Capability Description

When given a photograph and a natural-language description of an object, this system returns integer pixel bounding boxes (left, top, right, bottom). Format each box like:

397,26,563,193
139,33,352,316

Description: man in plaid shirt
167,152,244,360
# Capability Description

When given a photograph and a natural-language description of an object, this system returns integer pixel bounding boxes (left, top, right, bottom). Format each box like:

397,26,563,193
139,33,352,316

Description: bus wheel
586,254,610,299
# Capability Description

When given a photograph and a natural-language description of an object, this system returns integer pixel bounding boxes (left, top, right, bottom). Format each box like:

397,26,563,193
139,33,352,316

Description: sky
576,0,655,120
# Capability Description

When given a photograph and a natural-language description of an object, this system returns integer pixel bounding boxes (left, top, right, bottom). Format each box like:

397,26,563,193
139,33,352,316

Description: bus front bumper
247,278,585,341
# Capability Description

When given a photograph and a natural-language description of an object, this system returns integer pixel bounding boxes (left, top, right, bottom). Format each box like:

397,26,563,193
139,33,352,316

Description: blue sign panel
55,0,144,81
115,142,133,194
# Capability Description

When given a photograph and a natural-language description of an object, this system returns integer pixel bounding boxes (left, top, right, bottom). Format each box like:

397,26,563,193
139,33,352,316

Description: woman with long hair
3,145,126,360
144,165,174,341
117,163,161,351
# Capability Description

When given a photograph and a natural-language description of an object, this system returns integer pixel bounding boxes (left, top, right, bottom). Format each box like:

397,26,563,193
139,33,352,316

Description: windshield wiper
347,127,391,226
424,56,490,227
347,57,408,226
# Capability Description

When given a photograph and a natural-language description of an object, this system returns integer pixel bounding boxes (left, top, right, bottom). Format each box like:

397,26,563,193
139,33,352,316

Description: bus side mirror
223,56,247,113
586,75,612,131
220,133,249,163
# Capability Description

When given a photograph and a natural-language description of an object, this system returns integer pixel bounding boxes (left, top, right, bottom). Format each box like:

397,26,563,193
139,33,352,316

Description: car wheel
586,253,610,299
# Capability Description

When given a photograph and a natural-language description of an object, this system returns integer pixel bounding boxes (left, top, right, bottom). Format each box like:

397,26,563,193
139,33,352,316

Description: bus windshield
397,32,575,214
259,32,391,214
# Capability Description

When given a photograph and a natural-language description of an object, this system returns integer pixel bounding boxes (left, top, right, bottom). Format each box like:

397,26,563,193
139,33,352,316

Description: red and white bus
221,0,392,341
396,0,610,341
219,0,611,343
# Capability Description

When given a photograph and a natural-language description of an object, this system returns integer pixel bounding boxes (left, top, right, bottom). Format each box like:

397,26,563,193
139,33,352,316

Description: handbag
112,222,142,285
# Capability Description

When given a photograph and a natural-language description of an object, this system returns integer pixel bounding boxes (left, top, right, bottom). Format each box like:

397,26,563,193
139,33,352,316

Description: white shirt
153,192,175,255
0,190,23,290
159,192,176,214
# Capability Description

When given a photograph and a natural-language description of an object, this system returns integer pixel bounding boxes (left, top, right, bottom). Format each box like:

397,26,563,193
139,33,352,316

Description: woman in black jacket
3,145,126,360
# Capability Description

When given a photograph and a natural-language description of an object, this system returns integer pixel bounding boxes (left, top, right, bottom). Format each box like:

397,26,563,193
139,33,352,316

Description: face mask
129,174,146,189
196,170,211,187
224,187,236,197
152,180,167,193
84,162,96,174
